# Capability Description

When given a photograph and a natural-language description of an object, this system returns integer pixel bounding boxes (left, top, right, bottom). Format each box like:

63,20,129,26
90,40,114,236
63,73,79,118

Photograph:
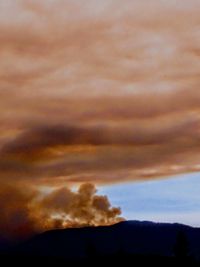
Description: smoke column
0,183,124,240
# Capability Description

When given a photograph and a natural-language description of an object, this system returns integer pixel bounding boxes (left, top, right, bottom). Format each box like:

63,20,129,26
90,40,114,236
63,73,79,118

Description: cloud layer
0,0,200,184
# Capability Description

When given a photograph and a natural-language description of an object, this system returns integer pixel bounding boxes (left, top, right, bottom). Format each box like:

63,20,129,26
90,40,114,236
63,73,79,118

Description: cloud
0,113,200,184
0,0,200,184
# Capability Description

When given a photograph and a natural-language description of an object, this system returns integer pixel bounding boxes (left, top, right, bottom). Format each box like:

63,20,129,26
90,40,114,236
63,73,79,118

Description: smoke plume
0,183,124,240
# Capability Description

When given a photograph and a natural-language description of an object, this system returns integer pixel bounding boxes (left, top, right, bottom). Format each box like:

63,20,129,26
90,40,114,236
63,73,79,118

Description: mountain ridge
8,220,200,260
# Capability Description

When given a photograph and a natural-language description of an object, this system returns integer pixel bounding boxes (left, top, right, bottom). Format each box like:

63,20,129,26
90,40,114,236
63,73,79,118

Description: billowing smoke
0,183,124,240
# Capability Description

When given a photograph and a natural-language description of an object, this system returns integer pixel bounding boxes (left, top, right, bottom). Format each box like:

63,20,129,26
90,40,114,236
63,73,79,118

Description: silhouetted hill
1,221,200,265
11,221,200,258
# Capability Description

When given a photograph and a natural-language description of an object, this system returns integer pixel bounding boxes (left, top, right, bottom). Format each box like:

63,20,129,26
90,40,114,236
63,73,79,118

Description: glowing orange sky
0,0,200,186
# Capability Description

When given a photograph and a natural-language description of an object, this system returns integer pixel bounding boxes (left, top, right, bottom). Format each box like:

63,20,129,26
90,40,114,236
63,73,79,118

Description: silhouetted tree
173,230,189,260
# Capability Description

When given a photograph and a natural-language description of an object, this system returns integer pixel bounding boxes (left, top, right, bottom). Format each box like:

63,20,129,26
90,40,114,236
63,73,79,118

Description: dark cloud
0,113,199,184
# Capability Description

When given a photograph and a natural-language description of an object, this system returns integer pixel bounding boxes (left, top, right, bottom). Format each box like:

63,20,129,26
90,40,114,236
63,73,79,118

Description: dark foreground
0,254,200,266
1,220,200,266
0,251,199,266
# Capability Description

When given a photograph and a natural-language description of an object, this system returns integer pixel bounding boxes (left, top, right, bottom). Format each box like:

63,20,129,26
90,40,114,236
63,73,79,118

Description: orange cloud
0,0,200,200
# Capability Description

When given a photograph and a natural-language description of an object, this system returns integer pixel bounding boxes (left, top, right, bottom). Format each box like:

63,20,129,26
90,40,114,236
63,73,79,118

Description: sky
100,172,200,227
0,0,200,238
